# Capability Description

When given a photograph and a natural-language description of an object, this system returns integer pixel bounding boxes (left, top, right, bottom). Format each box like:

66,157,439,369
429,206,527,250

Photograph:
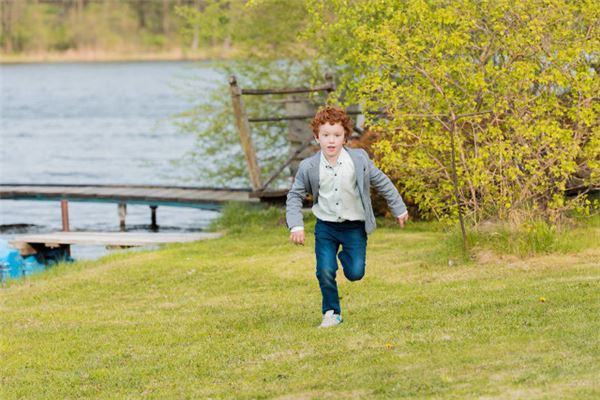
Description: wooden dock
10,231,222,256
0,183,288,231
0,184,261,209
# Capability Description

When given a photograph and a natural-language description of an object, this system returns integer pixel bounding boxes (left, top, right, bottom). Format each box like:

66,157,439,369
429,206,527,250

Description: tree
307,0,600,225
174,0,325,188
176,0,235,54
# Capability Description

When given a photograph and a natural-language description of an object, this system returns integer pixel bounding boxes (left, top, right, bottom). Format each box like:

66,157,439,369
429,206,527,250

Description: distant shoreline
0,48,236,64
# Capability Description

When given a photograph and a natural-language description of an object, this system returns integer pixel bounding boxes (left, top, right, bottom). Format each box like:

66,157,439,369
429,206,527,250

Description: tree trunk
1,0,13,53
162,0,169,35
449,115,468,253
76,0,84,20
191,25,199,52
136,0,146,29
285,96,317,178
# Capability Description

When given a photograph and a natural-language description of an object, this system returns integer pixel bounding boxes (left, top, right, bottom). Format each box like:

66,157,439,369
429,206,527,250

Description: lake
0,61,224,260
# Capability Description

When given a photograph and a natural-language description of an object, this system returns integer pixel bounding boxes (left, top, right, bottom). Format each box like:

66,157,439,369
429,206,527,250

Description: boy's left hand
396,212,409,228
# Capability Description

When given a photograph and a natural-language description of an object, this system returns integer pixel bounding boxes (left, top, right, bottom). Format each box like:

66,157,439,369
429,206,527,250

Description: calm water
0,61,224,259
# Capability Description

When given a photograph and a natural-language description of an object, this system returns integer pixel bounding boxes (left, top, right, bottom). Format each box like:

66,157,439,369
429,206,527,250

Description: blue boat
0,239,71,282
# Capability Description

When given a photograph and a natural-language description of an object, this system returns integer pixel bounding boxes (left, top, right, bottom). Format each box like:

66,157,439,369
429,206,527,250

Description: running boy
286,106,409,328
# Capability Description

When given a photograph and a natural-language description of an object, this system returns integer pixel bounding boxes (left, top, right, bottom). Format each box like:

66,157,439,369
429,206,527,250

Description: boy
286,106,409,328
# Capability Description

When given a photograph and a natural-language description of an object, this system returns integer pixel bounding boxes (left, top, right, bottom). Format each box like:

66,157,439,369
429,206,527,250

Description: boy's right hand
290,230,305,246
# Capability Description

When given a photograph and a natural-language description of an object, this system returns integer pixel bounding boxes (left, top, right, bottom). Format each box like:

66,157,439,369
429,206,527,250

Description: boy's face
315,122,346,160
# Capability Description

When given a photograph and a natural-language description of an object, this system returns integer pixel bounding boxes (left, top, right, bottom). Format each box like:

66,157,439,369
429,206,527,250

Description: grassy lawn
1,206,599,399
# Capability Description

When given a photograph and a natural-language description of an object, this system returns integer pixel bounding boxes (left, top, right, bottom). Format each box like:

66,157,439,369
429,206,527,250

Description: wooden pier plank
9,231,222,255
0,184,271,208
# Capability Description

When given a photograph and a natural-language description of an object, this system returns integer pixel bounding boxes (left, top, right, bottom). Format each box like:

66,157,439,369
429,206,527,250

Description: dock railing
229,72,364,198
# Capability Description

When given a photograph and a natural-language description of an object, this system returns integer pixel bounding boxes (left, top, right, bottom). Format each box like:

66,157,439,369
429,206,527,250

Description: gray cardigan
285,147,406,234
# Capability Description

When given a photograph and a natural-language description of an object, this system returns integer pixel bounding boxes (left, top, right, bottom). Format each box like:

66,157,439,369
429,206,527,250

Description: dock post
286,95,317,179
324,70,336,94
150,205,158,231
229,75,263,191
61,199,70,232
118,202,127,231
61,243,71,259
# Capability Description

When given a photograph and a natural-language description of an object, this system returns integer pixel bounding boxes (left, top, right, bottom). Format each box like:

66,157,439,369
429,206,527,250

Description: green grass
1,204,599,399
462,213,600,258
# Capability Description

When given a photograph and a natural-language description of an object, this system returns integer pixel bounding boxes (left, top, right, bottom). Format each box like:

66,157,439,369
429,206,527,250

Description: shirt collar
320,147,349,168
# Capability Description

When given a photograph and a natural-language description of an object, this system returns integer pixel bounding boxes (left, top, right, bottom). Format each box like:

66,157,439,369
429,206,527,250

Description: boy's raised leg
338,223,367,282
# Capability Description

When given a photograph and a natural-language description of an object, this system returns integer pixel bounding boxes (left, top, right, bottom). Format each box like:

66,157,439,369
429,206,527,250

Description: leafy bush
308,0,600,225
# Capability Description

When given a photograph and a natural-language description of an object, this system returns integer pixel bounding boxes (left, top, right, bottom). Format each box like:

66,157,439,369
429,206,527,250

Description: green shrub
308,0,600,224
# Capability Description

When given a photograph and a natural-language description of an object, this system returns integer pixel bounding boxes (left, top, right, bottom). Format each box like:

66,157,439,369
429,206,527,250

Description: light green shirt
312,148,366,223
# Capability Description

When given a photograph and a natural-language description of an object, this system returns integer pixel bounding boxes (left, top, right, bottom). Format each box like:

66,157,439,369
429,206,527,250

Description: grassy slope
1,208,599,399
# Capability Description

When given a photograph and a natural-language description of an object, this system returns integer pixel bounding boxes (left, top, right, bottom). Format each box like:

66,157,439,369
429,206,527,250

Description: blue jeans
314,219,367,315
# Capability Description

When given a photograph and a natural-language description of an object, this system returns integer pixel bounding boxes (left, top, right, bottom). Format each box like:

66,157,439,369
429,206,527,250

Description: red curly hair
310,106,353,139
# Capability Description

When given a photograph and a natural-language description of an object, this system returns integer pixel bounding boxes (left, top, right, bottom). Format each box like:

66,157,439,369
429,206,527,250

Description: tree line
0,0,237,56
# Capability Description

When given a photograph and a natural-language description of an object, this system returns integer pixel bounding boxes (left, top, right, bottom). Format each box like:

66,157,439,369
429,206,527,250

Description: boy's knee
344,265,365,282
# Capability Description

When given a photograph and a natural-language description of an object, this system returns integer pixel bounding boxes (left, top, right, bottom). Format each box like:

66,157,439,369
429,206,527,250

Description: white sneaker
319,310,342,328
